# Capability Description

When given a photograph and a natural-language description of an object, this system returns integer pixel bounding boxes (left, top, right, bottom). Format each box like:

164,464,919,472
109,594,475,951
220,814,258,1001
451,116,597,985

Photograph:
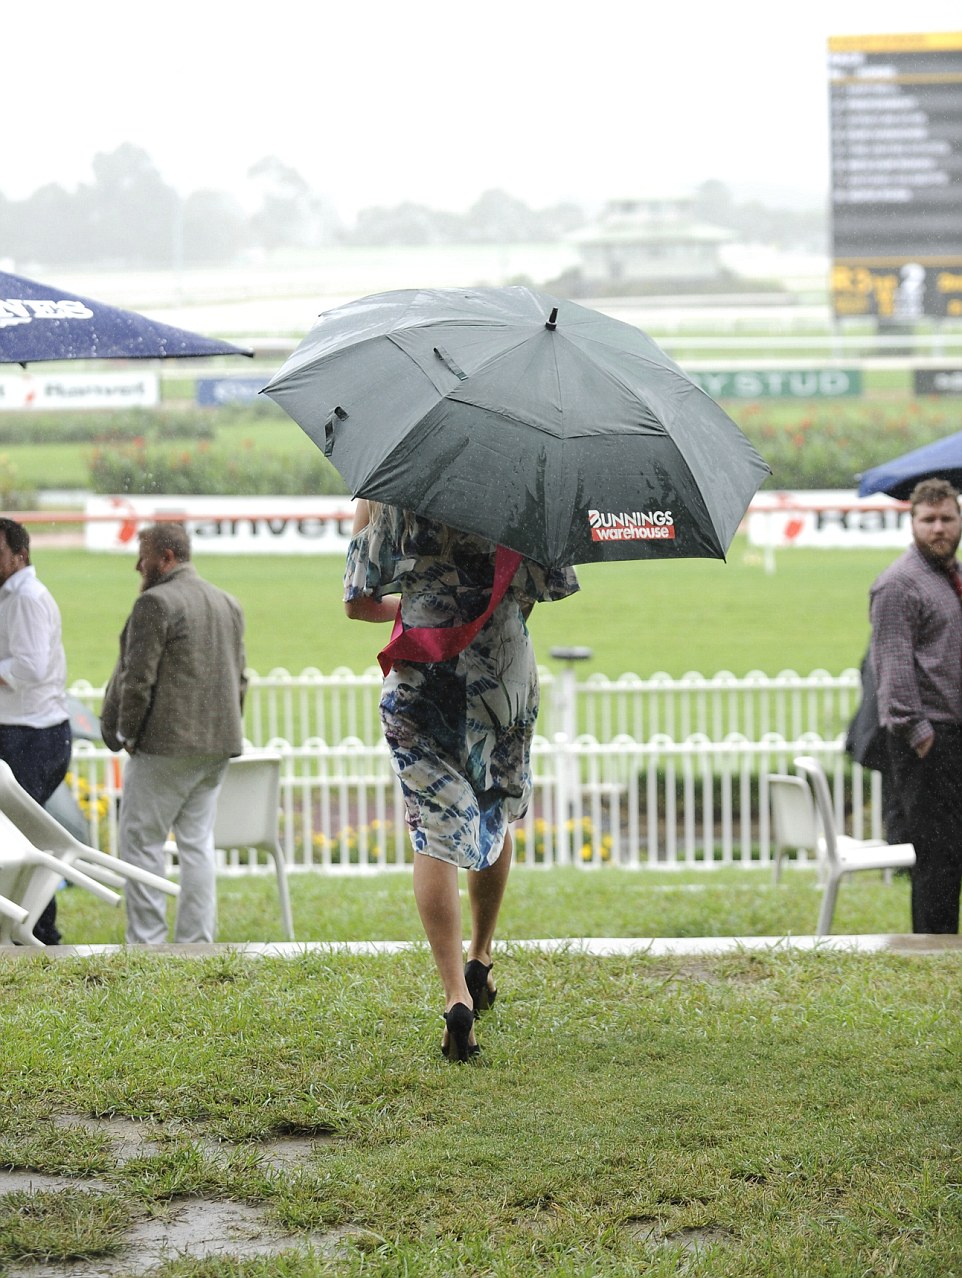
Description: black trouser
887,724,962,933
0,720,73,944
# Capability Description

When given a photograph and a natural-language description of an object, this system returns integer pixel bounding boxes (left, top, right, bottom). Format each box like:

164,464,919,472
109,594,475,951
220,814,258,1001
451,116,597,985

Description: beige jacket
101,563,247,756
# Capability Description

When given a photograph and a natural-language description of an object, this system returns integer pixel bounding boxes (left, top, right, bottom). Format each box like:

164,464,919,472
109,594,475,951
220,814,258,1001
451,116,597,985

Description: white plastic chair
792,756,916,935
768,773,823,886
213,751,294,941
0,760,179,947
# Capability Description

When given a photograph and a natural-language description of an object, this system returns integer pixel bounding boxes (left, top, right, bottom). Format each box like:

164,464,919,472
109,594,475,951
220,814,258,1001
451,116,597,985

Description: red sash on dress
378,545,523,678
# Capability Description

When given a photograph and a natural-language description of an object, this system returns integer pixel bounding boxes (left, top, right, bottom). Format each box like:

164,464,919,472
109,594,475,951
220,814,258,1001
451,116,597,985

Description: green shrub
0,408,216,445
86,437,349,496
0,453,36,508
734,400,962,489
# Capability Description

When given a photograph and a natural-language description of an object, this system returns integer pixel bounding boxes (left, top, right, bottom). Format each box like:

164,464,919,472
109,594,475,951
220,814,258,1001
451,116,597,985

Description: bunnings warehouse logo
589,510,675,541
690,369,862,398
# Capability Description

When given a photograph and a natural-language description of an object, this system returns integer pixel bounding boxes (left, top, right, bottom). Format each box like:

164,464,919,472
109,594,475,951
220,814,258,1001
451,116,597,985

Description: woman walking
344,501,578,1060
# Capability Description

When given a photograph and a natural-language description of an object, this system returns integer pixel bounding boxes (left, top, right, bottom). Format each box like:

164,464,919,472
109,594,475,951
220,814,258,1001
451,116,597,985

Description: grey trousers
119,753,230,944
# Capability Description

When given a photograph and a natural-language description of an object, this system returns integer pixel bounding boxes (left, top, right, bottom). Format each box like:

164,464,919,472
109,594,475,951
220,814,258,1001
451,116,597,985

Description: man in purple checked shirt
870,477,962,933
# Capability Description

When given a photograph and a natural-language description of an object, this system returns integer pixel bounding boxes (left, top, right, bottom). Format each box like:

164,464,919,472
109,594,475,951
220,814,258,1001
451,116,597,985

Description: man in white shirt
0,518,72,944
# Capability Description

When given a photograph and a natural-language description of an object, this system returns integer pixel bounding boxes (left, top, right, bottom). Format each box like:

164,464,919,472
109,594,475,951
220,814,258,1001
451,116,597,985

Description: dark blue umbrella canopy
0,270,252,364
858,430,962,500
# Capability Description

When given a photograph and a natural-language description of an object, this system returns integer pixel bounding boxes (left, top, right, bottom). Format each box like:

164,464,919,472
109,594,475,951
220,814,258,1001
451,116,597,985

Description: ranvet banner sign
85,496,357,554
747,490,911,549
0,372,159,410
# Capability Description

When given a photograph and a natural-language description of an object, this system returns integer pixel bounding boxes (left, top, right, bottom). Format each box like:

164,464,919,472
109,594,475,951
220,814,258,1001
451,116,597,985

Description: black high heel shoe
464,959,497,1014
441,1002,479,1062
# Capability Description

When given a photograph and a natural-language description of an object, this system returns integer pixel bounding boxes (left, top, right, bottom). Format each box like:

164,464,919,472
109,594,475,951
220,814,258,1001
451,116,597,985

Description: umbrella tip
545,308,558,331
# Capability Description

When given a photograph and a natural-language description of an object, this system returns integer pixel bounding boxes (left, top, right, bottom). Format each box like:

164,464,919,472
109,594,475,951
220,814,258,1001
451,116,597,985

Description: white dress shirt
0,565,69,727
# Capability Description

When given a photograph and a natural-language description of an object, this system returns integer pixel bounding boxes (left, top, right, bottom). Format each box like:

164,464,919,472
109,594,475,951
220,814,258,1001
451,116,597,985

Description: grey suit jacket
101,563,247,756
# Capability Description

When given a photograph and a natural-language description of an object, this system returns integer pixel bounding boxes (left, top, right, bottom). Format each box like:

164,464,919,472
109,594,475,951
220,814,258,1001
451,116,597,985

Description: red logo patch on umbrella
588,509,676,542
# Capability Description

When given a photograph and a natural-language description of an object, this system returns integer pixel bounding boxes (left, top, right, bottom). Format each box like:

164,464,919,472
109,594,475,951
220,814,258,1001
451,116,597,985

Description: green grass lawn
54,864,913,948
0,840,950,1277
37,539,893,687
1,936,960,1276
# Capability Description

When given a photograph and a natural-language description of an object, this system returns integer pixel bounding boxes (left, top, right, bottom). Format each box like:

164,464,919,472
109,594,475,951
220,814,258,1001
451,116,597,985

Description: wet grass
0,945,960,1276
52,864,915,948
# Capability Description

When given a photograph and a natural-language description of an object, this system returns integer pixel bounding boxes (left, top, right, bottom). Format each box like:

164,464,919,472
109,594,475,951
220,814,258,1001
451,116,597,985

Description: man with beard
101,523,246,944
871,478,962,932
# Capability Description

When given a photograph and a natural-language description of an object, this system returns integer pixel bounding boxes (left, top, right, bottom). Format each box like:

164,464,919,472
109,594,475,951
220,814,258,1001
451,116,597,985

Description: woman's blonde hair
367,501,456,558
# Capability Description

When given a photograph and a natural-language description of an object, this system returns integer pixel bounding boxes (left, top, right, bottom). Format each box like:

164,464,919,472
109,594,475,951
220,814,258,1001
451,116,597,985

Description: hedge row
734,401,962,490
87,437,348,496
4,400,960,497
0,408,218,444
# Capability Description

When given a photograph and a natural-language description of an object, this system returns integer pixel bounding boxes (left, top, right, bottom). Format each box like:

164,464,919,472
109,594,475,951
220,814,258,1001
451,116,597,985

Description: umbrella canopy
262,287,770,568
0,270,253,364
858,430,962,500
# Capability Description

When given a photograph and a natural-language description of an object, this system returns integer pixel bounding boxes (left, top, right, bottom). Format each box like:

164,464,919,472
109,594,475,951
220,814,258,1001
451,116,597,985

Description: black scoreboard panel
828,32,962,320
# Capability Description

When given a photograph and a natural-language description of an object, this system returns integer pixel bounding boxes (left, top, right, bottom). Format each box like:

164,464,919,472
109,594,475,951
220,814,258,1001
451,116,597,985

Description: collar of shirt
0,565,37,596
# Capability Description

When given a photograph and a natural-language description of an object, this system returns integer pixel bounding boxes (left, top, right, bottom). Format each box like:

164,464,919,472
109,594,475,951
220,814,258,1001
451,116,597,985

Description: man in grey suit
101,523,247,944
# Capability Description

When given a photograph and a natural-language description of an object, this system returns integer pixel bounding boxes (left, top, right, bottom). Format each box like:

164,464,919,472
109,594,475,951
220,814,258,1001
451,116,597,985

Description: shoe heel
442,1002,477,1062
464,959,497,1014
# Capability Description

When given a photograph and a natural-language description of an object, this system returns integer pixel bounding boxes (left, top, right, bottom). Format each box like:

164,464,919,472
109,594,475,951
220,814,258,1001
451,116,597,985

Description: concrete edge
3,934,962,960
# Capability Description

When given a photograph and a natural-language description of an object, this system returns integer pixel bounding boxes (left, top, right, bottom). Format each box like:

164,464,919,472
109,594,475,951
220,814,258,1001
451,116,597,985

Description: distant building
570,192,732,291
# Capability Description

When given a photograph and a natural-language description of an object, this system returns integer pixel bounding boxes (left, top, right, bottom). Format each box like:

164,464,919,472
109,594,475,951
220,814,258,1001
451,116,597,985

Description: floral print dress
344,512,579,869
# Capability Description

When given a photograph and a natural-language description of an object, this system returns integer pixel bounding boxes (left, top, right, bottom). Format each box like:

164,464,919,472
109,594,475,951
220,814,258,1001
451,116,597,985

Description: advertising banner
0,372,159,410
828,31,962,320
196,377,265,406
689,369,862,398
85,496,357,554
913,367,962,394
747,491,910,549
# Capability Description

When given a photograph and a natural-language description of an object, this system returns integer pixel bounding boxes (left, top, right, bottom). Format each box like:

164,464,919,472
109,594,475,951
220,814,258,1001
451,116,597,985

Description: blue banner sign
196,377,265,407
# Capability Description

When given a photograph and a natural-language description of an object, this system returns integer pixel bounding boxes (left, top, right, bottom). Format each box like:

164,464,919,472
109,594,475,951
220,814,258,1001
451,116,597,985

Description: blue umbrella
858,430,962,500
0,269,253,365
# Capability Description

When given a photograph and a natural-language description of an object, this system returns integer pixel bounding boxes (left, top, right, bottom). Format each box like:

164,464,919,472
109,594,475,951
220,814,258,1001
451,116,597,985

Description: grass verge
0,943,960,1276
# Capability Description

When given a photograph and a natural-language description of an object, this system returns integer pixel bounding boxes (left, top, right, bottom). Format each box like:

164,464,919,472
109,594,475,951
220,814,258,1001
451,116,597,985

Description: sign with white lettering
196,378,265,406
828,31,962,320
914,367,962,394
690,369,862,398
85,496,357,554
0,373,159,410
747,491,911,549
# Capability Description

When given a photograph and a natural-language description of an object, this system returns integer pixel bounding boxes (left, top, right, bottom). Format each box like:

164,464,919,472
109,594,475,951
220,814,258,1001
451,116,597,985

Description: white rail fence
71,665,863,754
64,667,879,875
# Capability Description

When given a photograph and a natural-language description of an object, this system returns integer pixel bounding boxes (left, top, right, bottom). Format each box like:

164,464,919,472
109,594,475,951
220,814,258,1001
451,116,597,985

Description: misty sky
10,1,962,221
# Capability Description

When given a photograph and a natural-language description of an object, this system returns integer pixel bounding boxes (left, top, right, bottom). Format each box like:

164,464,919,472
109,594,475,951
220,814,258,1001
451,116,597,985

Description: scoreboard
828,32,962,320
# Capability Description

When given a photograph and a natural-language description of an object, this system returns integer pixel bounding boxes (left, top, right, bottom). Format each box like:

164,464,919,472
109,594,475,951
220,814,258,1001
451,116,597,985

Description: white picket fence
222,664,865,750
65,667,877,874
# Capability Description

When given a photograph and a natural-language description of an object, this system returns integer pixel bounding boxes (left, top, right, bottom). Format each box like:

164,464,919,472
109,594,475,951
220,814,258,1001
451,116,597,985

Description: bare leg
466,829,513,966
412,852,472,1011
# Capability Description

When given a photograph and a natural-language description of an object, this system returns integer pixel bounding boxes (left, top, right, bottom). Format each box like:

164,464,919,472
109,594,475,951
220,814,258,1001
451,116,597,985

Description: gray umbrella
262,286,769,568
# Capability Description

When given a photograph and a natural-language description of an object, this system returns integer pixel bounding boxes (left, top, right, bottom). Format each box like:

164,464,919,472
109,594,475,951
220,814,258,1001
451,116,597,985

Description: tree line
1,143,825,271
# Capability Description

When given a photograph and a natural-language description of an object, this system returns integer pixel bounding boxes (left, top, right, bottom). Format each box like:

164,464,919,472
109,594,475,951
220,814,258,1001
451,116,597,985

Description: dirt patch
54,1114,164,1163
0,1116,353,1277
625,1216,733,1252
0,1181,352,1277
